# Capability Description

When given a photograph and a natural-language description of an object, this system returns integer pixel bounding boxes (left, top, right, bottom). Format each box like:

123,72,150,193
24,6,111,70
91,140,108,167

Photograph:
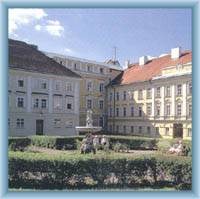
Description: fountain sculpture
75,110,102,134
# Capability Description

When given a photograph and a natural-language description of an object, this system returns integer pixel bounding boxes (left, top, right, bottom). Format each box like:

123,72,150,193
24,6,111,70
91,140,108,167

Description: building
45,52,122,131
107,47,192,139
8,39,81,136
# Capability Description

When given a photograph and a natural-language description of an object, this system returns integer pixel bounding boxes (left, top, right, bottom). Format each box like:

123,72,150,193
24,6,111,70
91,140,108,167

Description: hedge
8,151,192,190
8,136,192,153
8,136,159,151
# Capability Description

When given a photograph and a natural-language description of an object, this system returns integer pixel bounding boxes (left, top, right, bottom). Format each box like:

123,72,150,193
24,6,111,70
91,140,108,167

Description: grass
9,147,191,162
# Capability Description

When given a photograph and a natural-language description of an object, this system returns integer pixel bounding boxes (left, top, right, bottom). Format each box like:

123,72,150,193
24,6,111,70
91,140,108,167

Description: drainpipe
113,86,116,134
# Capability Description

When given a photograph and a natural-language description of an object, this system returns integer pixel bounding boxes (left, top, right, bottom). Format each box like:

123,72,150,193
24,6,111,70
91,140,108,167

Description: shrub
8,151,192,190
113,142,128,152
8,137,31,151
109,136,158,150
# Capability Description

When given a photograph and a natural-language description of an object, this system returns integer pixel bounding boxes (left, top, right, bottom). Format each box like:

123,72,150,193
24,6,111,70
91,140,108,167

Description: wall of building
8,69,80,136
107,67,192,139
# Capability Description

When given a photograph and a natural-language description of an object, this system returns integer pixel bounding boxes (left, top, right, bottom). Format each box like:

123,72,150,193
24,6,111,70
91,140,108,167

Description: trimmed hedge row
8,136,192,152
9,151,192,190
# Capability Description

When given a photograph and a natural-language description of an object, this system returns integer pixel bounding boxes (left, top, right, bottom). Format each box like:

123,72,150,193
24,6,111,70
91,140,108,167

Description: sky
9,8,192,67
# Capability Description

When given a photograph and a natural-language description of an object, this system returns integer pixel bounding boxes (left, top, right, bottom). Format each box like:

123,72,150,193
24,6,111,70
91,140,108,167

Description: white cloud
9,9,47,36
35,24,41,31
64,48,72,53
45,20,64,37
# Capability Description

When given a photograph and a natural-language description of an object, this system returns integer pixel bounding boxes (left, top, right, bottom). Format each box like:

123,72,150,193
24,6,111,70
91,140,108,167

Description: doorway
36,120,44,135
173,123,183,138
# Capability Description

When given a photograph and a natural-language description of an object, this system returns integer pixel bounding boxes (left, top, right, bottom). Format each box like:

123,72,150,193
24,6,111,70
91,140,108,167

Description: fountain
76,110,102,134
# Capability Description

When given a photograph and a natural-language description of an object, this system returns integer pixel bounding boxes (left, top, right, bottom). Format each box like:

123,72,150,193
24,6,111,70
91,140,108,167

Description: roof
44,51,123,71
9,39,81,78
110,50,192,86
105,59,121,67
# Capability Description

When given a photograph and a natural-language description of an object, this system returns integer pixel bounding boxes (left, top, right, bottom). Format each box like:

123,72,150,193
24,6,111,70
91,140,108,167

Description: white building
8,39,81,136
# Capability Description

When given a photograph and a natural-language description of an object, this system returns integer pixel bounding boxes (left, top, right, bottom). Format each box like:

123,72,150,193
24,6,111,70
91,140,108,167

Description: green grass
8,149,191,162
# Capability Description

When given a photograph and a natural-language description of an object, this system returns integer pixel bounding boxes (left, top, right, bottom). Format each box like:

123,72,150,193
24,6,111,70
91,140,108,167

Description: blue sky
9,8,192,67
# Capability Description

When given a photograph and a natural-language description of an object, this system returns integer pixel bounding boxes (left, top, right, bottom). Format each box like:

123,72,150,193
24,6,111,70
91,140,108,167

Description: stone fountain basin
75,126,102,133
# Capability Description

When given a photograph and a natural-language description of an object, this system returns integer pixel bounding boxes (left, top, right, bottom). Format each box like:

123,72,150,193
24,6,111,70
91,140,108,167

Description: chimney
139,56,148,66
171,47,181,59
125,60,130,68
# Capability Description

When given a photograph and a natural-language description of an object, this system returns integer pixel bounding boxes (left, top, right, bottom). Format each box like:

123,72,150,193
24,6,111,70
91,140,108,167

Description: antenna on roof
113,46,117,61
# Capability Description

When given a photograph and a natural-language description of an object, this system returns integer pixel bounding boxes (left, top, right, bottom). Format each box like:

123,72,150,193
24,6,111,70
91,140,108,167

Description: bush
8,151,192,190
113,142,128,152
8,137,31,151
109,136,158,150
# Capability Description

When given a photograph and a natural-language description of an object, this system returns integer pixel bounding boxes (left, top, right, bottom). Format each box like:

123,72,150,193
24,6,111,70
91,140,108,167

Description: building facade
9,39,81,136
45,52,122,130
107,48,192,139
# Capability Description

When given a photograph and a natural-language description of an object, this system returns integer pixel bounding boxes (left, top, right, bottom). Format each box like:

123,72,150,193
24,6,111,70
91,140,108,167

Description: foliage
8,137,31,151
8,151,192,190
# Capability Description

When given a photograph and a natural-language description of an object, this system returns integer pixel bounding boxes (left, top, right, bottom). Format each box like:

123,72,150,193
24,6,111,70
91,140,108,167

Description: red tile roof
111,50,192,85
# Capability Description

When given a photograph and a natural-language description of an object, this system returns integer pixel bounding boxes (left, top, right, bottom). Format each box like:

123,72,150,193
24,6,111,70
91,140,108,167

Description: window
8,118,10,127
54,119,61,128
177,103,182,116
116,92,119,101
74,63,77,70
147,127,151,134
87,99,92,109
131,106,134,117
116,107,119,117
156,105,160,116
177,84,182,96
99,83,104,92
147,88,152,99
87,65,92,72
131,126,134,133
129,91,134,100
66,83,72,92
139,106,142,117
123,126,126,134
17,97,24,108
156,87,160,97
166,104,171,116
100,68,104,74
116,125,119,133
166,86,171,97
33,98,39,108
67,103,72,110
109,125,112,132
99,117,104,127
138,90,143,100
188,128,192,137
41,99,47,109
109,92,112,101
18,79,24,87
109,108,112,117
65,120,73,128
146,104,152,116
189,104,192,117
165,127,169,136
188,82,192,95
156,127,159,135
139,126,142,134
41,81,47,89
123,91,126,100
16,119,24,128
99,100,104,110
87,81,93,92
55,81,61,91
53,97,62,109
123,107,126,117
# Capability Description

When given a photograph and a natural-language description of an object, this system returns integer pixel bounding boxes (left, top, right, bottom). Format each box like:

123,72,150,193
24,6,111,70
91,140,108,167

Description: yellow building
107,47,192,139
45,52,122,130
